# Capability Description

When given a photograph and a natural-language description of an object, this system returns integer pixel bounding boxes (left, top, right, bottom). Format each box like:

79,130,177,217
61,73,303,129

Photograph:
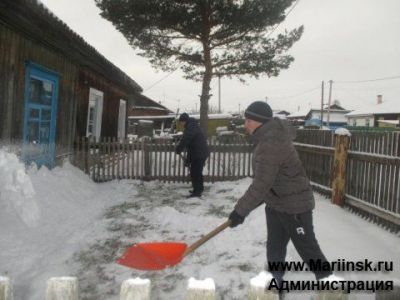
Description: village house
287,102,352,129
345,95,400,128
0,0,166,168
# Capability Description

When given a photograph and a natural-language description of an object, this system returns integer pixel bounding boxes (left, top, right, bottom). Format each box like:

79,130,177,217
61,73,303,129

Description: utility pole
320,81,324,129
327,80,333,128
218,74,221,113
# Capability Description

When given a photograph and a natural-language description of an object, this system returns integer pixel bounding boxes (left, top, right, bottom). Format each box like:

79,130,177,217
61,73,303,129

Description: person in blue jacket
176,113,210,198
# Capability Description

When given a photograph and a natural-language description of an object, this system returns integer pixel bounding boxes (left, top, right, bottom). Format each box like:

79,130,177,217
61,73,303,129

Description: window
86,88,104,139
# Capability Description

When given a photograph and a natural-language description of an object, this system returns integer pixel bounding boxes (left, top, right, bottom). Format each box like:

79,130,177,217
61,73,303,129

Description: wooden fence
73,136,253,183
73,129,400,232
294,130,400,232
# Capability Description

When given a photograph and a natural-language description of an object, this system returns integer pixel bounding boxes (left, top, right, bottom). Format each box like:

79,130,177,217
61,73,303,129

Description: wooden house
0,0,150,167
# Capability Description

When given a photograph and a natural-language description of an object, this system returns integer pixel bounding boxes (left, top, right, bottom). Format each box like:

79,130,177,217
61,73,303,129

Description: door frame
22,61,59,167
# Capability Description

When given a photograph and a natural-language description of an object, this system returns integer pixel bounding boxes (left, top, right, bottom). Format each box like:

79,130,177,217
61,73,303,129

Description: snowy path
0,153,399,299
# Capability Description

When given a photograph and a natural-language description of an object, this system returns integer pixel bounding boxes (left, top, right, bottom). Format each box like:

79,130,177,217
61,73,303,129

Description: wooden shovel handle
183,220,231,257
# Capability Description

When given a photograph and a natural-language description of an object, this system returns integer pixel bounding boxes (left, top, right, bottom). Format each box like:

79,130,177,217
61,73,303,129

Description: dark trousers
265,207,332,281
189,158,207,195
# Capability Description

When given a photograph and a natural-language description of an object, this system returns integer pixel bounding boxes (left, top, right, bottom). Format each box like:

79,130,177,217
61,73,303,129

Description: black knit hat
178,113,189,122
244,101,273,123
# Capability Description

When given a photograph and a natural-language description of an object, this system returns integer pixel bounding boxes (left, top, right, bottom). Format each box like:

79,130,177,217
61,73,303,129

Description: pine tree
96,0,303,133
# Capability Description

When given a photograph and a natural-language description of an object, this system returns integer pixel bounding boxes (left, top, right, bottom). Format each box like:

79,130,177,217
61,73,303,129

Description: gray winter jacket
234,118,314,217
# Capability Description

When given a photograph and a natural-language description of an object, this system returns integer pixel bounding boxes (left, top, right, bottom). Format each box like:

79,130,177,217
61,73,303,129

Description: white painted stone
186,277,215,300
0,276,13,300
45,277,78,300
120,278,151,300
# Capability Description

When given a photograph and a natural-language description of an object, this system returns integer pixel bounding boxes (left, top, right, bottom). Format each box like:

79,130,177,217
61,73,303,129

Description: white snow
345,99,400,117
250,271,273,288
335,128,351,136
123,277,150,286
187,277,215,290
0,147,399,300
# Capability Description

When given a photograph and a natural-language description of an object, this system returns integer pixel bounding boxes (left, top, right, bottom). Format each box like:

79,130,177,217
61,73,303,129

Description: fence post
331,128,351,207
143,138,151,181
45,277,79,300
83,137,89,175
120,278,151,300
248,271,278,300
186,277,215,300
0,276,13,300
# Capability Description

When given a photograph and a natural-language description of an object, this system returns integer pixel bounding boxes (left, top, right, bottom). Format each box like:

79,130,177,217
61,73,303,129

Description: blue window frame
22,62,59,168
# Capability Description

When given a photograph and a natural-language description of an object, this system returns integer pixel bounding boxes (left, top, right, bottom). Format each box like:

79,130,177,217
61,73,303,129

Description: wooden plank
169,139,174,182
136,139,140,180
101,137,106,181
345,195,400,226
163,139,168,183
211,138,216,182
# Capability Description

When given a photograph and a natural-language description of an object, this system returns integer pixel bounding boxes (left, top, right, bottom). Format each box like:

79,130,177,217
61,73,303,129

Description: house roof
346,100,400,117
0,0,142,92
131,94,172,112
288,106,352,119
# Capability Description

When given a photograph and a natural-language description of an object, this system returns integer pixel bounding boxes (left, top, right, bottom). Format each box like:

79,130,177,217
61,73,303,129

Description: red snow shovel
117,220,231,270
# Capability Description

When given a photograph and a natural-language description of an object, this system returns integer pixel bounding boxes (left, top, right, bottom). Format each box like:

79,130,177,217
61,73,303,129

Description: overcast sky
40,0,400,114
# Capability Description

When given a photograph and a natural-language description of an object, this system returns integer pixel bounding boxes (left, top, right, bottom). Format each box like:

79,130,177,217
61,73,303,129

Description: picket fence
294,130,400,233
72,129,400,233
1,275,399,300
73,136,253,183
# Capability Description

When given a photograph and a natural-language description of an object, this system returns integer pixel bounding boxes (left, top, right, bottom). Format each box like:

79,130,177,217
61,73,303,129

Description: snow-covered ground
0,148,399,300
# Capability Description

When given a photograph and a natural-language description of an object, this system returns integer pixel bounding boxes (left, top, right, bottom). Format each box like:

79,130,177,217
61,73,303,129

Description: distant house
345,95,400,128
0,0,160,167
177,113,236,136
273,110,290,119
127,93,174,135
287,103,351,128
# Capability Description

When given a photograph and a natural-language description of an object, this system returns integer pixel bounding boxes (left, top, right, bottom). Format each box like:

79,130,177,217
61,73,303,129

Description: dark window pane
42,109,51,121
29,108,40,119
29,77,53,105
26,121,39,143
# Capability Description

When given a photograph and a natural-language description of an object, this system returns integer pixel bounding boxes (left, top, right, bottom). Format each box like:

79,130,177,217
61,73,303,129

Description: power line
335,75,400,84
272,85,320,99
143,71,177,92
266,0,301,38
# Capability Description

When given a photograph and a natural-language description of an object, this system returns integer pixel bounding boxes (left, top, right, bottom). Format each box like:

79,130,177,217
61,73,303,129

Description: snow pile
0,148,138,300
0,148,39,227
335,128,351,136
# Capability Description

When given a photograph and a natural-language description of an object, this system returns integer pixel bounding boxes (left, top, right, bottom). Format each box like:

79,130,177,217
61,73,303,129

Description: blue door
23,62,59,168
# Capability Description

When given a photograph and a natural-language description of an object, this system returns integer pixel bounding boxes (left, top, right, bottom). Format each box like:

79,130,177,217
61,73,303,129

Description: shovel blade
117,242,188,270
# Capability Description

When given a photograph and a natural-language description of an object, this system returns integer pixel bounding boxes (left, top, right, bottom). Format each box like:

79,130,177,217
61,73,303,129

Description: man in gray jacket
228,101,332,288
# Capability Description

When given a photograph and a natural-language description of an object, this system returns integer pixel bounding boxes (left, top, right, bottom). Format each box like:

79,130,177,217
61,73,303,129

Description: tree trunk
199,2,212,136
199,68,212,135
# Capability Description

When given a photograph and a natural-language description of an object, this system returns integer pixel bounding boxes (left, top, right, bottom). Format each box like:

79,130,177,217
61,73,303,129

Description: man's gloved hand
228,210,245,228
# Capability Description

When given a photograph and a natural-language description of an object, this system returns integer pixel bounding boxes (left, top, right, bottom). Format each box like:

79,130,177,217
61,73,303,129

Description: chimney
377,94,383,104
